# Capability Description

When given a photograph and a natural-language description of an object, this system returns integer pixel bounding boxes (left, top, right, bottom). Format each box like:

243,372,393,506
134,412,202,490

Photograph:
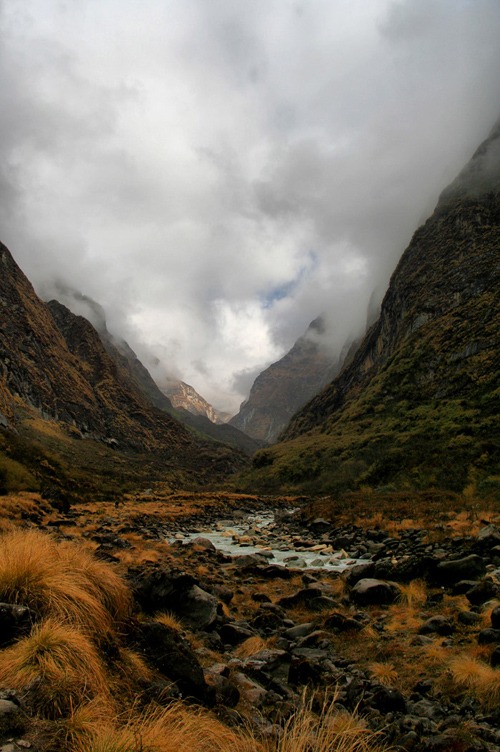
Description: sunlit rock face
160,378,229,425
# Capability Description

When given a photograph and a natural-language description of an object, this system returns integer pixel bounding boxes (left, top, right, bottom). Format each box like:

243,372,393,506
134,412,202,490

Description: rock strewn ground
0,488,499,751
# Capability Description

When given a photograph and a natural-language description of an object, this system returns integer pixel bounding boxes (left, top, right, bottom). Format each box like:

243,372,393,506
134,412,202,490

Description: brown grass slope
246,122,500,495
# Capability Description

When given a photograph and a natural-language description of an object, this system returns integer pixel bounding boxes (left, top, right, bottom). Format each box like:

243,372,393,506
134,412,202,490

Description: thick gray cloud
1,0,499,413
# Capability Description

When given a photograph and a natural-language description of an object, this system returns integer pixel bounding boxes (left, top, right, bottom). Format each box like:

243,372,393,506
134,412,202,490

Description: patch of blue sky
260,250,318,309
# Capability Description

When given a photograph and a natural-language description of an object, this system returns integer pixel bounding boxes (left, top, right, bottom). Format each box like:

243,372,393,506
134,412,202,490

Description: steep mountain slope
229,318,345,443
0,245,245,495
246,123,500,496
47,283,254,455
47,286,176,416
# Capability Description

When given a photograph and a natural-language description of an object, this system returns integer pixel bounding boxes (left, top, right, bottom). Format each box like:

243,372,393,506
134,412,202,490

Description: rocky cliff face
229,318,344,443
248,122,500,495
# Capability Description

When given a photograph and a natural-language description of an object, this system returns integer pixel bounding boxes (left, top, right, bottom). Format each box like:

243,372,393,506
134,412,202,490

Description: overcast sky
1,0,499,413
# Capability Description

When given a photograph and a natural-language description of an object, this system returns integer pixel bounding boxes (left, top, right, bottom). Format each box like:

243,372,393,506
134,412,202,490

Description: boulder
130,619,214,704
277,587,324,609
350,578,400,606
465,579,499,606
0,603,35,648
172,584,217,630
433,554,486,585
128,564,217,629
491,605,500,629
418,616,454,636
323,612,363,632
218,622,257,646
477,628,500,645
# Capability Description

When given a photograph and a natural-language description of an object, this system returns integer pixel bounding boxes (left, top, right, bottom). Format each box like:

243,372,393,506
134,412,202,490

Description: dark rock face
130,619,214,704
0,242,247,485
230,317,345,443
255,122,500,493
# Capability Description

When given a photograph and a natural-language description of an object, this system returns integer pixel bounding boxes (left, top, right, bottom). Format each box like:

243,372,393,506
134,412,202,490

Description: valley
0,118,498,750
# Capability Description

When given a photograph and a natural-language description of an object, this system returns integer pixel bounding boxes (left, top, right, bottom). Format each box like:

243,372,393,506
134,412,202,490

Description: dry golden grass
114,647,154,687
384,604,422,635
446,655,500,710
396,580,427,608
72,703,260,752
0,528,130,637
368,662,398,687
305,491,499,540
57,539,131,622
155,611,184,632
63,698,118,748
271,694,391,752
0,618,109,718
234,636,270,658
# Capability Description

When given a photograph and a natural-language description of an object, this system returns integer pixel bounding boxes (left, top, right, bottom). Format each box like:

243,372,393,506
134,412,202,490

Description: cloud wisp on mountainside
0,0,499,413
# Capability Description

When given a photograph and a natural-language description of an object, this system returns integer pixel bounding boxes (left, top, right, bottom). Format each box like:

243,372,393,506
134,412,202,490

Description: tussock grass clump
274,694,390,752
368,662,398,687
234,636,270,658
0,528,130,636
155,611,184,632
0,618,109,718
447,656,500,710
57,539,131,622
396,580,427,608
73,703,259,752
62,698,117,748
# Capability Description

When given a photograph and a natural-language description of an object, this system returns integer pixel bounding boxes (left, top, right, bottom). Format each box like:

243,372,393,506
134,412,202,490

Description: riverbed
172,509,363,571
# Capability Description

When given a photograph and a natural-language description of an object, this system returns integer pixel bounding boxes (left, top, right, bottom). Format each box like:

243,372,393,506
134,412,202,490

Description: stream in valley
172,509,364,571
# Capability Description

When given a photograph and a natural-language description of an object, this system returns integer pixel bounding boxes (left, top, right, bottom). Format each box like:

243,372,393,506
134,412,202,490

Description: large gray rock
350,578,400,605
172,584,218,630
433,554,486,585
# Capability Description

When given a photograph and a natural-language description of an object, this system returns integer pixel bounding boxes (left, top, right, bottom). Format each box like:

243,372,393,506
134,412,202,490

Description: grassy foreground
0,523,390,752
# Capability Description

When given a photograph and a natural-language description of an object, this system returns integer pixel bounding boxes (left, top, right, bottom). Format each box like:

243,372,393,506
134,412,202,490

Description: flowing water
173,510,363,571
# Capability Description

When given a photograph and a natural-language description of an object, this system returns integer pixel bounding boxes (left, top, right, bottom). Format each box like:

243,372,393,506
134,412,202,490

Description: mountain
160,379,229,424
0,244,245,497
45,287,258,455
48,285,176,417
229,318,347,443
246,122,500,496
